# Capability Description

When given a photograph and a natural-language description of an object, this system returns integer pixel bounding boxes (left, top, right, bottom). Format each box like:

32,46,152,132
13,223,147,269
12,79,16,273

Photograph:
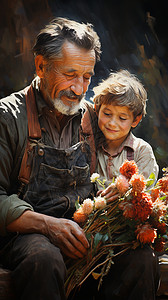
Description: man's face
41,41,96,115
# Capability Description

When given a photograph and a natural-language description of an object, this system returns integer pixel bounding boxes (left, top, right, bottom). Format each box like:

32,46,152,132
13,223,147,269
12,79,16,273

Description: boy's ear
35,55,45,78
131,115,142,128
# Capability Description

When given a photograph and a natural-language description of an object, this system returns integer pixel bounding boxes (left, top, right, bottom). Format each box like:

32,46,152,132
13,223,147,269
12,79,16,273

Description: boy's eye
104,112,111,117
120,117,127,121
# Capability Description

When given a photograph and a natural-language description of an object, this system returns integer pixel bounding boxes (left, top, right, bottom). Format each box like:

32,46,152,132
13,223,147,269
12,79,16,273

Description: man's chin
53,98,82,115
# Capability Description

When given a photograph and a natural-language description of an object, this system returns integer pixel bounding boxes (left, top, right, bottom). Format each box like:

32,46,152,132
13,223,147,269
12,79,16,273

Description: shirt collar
101,132,135,158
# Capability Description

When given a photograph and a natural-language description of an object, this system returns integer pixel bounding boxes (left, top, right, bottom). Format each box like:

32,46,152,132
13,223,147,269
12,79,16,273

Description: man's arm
7,210,89,259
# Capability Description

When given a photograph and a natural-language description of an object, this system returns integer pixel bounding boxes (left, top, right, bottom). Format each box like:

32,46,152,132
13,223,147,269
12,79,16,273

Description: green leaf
75,199,80,210
94,232,103,248
102,233,109,243
146,172,155,188
85,232,92,242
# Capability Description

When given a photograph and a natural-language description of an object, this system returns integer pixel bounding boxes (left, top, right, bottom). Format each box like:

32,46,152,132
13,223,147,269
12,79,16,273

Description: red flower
132,193,153,222
149,218,166,234
130,174,146,194
158,176,168,193
154,237,165,252
136,223,157,244
119,160,138,180
119,201,135,219
156,222,167,234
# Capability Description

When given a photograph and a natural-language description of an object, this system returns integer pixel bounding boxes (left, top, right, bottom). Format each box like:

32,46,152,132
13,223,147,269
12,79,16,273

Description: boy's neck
105,138,126,156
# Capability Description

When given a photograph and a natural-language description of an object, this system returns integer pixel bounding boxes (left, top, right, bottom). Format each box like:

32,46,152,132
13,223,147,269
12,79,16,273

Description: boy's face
98,104,141,145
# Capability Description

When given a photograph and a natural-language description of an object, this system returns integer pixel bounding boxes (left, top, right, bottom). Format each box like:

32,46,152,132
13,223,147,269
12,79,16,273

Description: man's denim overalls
20,85,94,219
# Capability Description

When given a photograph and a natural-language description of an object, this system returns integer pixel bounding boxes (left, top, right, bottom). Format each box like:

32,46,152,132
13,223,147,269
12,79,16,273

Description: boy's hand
97,184,119,203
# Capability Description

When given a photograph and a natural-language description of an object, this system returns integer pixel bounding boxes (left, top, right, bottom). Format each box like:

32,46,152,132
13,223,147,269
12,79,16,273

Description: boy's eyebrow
103,107,130,116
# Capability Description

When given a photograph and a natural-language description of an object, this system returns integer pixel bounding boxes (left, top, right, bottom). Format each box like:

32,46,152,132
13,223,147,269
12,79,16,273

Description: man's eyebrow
65,68,95,76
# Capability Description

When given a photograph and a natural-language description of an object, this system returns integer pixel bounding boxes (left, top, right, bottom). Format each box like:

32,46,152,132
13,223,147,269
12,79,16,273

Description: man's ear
131,114,142,128
35,55,45,78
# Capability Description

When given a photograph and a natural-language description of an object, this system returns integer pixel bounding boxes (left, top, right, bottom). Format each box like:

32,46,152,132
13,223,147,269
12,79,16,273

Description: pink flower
158,176,168,193
82,198,94,215
152,198,167,218
119,160,138,180
150,188,159,202
136,223,157,244
94,196,107,210
130,174,146,194
115,175,129,195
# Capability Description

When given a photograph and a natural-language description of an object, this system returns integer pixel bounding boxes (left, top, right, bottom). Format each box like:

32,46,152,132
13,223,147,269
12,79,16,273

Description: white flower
94,196,107,210
90,173,100,183
82,198,94,215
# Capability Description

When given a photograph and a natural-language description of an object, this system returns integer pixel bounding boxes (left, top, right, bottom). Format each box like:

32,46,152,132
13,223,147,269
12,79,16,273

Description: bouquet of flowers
65,160,168,298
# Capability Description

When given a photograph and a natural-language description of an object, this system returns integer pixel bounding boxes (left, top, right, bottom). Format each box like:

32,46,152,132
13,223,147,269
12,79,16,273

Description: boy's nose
109,118,117,126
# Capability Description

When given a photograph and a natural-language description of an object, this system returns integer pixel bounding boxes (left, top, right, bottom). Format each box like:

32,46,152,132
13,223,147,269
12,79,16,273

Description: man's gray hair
33,17,101,62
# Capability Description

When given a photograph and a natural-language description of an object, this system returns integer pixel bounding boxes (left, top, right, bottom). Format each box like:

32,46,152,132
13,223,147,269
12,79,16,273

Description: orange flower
119,160,138,180
73,207,87,224
130,174,146,194
158,176,168,193
115,175,129,195
136,223,157,244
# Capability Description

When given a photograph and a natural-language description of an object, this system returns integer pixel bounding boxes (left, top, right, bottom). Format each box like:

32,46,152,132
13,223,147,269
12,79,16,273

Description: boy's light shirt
97,132,159,183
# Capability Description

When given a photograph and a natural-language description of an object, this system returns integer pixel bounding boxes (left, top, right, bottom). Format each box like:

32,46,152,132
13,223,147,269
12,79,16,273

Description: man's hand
44,216,89,259
7,210,89,259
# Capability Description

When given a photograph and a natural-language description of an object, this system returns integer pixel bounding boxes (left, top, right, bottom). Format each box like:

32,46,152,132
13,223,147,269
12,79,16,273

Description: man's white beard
52,97,83,115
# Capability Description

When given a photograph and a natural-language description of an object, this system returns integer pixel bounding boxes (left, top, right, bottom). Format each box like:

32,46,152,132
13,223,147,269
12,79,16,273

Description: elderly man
0,17,159,300
0,17,101,300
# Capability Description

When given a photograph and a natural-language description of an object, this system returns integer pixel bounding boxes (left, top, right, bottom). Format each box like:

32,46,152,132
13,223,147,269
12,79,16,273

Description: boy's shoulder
131,133,152,148
130,133,154,156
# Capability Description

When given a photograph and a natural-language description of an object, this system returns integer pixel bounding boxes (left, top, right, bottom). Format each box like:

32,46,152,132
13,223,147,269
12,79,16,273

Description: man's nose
71,77,84,96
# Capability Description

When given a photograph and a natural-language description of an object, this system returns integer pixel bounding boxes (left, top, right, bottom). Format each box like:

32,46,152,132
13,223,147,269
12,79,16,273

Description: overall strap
82,103,97,174
126,147,134,161
18,85,41,184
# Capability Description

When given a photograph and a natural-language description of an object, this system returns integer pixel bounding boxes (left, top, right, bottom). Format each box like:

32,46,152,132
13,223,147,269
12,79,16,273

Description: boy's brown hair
93,70,147,118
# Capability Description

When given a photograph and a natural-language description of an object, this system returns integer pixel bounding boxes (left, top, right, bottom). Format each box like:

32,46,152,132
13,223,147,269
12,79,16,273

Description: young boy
82,70,159,199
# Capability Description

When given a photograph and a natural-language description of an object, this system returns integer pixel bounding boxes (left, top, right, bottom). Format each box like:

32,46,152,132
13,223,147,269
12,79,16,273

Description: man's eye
65,74,74,78
84,76,91,81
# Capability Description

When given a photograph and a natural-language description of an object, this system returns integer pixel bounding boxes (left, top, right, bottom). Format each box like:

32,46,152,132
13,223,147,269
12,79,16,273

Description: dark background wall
0,0,168,176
